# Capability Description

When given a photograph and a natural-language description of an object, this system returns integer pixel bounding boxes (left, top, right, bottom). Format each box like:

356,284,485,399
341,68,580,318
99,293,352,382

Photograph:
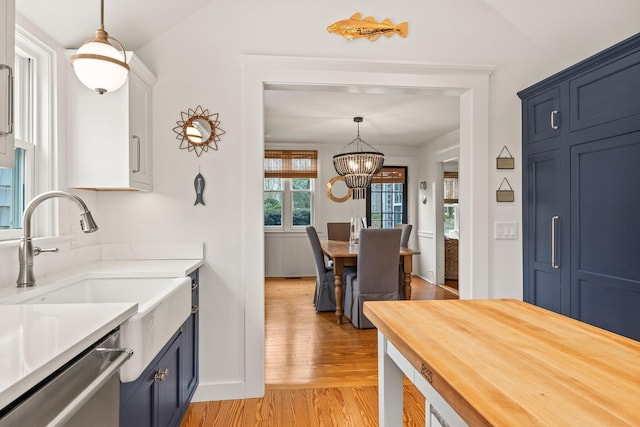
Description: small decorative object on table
349,217,366,246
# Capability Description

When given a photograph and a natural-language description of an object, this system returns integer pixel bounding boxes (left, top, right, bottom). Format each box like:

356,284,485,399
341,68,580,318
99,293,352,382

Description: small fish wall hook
194,171,205,206
327,13,408,41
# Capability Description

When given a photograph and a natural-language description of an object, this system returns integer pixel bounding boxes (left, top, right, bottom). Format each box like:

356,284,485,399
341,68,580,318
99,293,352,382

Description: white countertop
0,257,204,410
0,303,137,409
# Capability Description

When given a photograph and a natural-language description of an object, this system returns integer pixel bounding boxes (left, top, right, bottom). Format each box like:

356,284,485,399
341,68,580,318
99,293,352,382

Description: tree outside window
264,178,283,226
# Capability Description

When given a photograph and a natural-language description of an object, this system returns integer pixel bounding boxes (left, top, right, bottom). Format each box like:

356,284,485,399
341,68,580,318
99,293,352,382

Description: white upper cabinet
0,0,15,169
66,52,157,191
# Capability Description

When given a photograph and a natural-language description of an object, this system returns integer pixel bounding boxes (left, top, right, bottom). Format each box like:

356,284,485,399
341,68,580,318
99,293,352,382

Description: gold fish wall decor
327,13,408,41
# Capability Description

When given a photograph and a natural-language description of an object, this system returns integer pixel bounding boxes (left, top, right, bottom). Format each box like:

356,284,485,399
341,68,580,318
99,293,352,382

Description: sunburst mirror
173,105,225,157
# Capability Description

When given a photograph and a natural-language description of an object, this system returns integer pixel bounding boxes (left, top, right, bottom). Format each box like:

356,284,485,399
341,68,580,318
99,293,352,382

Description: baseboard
192,381,264,402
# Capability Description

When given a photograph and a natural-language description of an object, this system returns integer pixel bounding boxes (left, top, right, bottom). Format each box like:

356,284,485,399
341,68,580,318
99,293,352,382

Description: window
444,171,459,236
0,26,55,240
0,49,34,237
366,167,408,229
264,150,316,230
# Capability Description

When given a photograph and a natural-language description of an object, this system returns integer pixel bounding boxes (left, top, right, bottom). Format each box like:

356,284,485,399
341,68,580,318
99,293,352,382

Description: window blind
371,167,406,183
264,150,318,178
444,171,458,203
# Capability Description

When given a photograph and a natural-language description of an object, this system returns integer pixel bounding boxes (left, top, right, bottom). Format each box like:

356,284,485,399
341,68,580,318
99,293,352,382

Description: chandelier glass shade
70,0,129,95
333,117,384,199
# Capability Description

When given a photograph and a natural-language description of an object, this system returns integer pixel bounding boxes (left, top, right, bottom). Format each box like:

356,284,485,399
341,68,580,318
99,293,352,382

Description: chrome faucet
17,191,99,287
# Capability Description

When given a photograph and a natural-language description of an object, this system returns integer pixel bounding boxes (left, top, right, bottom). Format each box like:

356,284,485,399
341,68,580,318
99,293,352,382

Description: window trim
264,177,314,232
0,24,56,241
264,149,316,232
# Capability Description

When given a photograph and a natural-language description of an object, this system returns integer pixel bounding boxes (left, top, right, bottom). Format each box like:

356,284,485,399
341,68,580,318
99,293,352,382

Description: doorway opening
242,56,492,397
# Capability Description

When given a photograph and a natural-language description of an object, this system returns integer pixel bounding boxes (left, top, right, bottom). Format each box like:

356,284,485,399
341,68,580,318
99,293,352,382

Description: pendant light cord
336,117,382,154
99,0,105,31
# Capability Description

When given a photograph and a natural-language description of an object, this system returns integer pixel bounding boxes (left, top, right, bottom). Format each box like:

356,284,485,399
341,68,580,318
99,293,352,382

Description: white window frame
0,25,56,241
264,177,314,232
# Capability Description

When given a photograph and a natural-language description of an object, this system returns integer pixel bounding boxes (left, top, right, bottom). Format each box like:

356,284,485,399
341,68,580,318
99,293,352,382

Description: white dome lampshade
70,0,129,95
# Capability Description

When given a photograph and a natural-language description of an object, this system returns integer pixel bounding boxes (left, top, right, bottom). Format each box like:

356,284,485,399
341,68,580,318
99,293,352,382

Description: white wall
416,131,460,284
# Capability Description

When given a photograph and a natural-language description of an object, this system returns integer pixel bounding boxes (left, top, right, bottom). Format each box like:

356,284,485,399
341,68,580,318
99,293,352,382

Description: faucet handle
33,247,59,256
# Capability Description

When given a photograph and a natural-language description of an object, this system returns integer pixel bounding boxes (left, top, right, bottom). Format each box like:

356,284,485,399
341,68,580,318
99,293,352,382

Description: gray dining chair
395,224,413,297
395,223,413,248
344,228,402,329
327,222,350,241
306,226,337,311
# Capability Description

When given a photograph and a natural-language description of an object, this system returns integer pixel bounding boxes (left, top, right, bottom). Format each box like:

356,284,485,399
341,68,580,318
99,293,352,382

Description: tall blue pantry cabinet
519,33,640,341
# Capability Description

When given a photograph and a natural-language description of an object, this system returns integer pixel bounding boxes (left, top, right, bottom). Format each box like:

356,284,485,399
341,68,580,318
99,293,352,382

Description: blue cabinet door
120,327,184,427
157,332,184,427
524,87,562,144
120,367,156,427
524,149,570,314
570,132,640,340
568,49,640,143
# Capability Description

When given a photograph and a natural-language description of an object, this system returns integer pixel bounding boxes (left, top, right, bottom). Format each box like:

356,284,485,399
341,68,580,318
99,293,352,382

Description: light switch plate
495,222,518,240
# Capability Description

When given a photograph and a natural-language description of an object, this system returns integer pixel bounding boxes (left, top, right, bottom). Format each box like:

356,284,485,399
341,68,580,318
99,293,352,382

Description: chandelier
333,117,384,199
70,0,130,95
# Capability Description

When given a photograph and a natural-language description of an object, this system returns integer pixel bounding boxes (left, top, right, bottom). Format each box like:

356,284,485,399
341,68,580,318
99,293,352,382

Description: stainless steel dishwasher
0,330,132,427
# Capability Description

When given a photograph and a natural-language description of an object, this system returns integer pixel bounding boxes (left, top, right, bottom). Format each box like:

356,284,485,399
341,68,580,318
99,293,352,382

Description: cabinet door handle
551,216,560,269
191,305,199,314
154,368,169,382
0,64,13,136
550,110,559,130
191,282,198,291
132,135,141,173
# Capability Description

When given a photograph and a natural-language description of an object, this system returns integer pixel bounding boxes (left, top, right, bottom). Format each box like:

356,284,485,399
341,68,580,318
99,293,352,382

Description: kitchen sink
1,276,191,382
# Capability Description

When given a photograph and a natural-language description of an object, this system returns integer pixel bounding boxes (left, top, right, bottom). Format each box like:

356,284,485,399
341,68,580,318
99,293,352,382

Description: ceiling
263,85,460,147
16,0,640,148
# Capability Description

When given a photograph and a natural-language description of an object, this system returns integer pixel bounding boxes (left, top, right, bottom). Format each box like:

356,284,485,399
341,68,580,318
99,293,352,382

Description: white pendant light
70,0,129,95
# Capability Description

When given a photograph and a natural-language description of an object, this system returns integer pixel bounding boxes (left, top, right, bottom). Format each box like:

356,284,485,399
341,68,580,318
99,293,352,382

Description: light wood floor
181,276,458,426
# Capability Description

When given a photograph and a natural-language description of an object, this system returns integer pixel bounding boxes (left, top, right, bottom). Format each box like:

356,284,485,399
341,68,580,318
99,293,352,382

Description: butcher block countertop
363,299,640,426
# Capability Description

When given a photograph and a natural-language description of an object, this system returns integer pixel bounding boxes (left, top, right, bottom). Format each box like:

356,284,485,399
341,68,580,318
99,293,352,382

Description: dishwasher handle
47,348,133,427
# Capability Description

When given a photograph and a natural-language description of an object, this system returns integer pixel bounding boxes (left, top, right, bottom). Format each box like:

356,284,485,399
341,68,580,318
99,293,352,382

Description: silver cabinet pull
191,282,198,291
191,305,199,314
550,110,559,130
132,135,141,173
0,64,13,136
551,216,560,269
154,368,169,382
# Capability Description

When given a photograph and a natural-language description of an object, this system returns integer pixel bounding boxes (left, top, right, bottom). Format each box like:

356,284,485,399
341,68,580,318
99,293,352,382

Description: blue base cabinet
120,269,199,427
519,34,640,341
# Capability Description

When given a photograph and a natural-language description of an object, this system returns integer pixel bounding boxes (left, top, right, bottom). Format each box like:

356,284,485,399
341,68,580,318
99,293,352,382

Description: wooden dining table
320,239,415,325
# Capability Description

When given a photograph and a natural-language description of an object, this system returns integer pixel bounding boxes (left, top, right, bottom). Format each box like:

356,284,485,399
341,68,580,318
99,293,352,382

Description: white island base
378,332,466,427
